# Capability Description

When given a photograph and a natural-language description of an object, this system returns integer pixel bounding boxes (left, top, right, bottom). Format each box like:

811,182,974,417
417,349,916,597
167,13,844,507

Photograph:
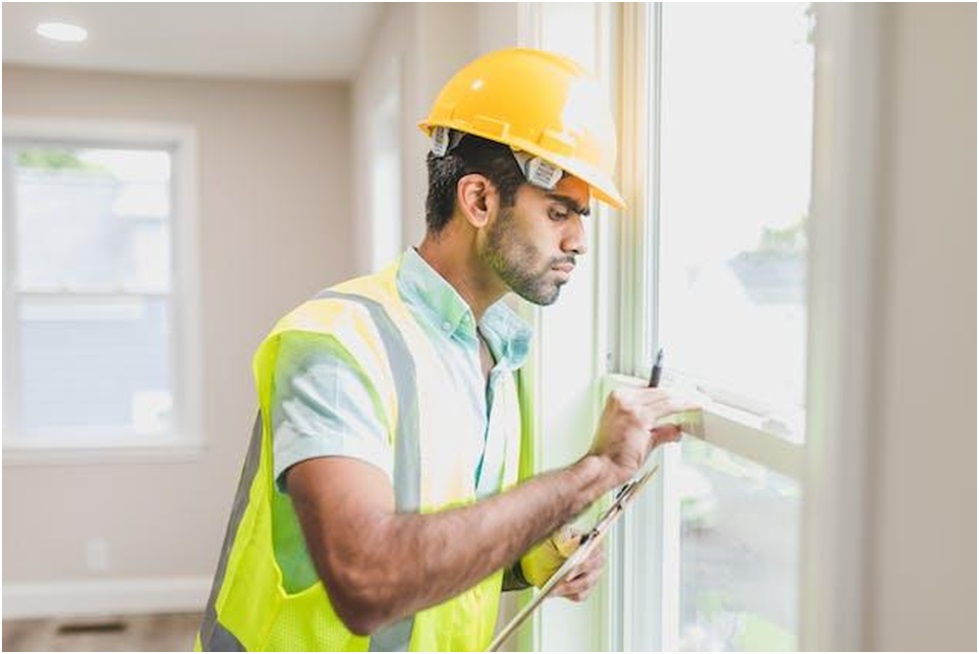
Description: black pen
648,348,664,388
615,348,667,502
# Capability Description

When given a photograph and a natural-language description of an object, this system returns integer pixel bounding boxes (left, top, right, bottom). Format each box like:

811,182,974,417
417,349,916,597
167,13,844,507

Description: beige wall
868,4,976,649
351,3,481,275
2,67,352,584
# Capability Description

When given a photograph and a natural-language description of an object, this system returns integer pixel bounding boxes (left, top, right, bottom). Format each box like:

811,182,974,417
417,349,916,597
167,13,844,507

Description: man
197,48,697,652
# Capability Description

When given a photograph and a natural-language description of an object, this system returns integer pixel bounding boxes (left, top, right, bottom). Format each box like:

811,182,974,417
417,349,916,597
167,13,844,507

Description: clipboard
486,463,660,652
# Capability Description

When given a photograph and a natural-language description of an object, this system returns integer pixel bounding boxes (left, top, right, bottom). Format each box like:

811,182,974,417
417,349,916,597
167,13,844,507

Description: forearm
316,454,611,633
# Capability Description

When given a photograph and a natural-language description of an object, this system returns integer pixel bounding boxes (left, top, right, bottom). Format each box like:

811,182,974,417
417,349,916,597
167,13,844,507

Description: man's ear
456,174,496,228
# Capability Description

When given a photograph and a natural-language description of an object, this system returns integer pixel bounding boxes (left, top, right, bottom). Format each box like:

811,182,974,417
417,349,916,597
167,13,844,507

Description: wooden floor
2,612,202,652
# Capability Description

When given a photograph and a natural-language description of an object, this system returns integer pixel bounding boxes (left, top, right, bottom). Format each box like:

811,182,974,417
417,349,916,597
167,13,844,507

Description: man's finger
554,547,605,597
650,424,682,443
556,570,600,601
564,545,604,581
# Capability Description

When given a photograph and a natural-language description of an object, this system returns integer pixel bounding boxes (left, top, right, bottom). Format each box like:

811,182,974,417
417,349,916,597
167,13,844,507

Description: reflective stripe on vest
315,291,421,515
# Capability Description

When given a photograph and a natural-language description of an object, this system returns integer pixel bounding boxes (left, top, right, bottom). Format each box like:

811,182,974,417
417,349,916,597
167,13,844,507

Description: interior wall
351,3,496,275
867,3,976,650
350,2,416,276
2,67,352,595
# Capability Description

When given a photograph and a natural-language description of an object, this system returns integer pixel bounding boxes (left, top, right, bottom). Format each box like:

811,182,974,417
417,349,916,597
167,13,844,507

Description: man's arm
286,387,695,636
287,453,608,635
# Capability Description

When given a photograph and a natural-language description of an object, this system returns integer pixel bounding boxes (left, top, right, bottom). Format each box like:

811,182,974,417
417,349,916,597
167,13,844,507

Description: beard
482,206,571,306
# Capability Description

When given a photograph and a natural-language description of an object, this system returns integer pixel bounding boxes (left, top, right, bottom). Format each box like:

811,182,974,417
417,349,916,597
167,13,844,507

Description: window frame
607,3,811,650
605,3,881,651
2,118,203,464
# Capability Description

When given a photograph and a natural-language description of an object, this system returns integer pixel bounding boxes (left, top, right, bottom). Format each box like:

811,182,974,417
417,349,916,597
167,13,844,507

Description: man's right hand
589,387,701,487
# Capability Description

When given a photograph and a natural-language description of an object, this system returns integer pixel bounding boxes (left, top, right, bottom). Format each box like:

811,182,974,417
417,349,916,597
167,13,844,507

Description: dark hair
425,133,525,235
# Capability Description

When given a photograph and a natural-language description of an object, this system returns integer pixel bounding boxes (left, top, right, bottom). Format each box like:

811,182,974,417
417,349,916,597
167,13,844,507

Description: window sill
2,437,207,466
602,373,804,480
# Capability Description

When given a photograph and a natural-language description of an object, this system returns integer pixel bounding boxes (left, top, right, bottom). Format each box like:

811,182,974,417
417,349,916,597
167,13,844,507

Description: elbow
344,617,385,638
324,566,398,637
332,598,386,638
309,514,408,637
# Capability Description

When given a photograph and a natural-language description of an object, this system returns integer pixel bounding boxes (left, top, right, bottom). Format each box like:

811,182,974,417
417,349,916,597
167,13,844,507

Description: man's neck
416,234,507,322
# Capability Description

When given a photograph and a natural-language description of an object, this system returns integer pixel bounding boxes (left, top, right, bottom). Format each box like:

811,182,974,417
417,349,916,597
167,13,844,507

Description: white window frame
604,3,879,651
2,118,204,465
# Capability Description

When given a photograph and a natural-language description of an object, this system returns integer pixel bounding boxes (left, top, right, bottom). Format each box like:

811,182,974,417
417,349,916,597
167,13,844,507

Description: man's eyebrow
546,193,591,217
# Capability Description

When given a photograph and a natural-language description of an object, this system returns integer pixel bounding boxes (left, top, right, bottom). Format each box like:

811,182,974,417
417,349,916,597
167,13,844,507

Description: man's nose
562,214,588,256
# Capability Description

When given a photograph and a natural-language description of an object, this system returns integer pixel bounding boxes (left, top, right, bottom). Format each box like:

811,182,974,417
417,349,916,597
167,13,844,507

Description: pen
614,348,666,502
648,348,664,388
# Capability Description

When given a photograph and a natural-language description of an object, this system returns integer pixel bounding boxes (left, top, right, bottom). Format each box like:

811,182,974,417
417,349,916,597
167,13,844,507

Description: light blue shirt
271,248,531,499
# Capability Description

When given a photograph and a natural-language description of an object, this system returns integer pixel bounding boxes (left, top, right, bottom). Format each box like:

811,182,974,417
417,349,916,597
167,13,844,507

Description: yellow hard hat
418,48,625,209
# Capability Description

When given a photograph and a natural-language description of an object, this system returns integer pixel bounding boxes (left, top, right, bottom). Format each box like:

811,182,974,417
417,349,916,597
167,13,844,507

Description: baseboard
2,576,212,620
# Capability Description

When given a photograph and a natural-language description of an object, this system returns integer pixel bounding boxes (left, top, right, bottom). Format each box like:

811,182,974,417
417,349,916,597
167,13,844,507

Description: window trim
2,118,203,464
609,2,819,650
613,2,661,380
799,4,882,649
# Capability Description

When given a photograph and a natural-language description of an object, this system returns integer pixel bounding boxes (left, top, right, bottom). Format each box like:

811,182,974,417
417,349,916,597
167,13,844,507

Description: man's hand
287,387,698,635
520,526,605,602
551,538,605,602
589,387,701,487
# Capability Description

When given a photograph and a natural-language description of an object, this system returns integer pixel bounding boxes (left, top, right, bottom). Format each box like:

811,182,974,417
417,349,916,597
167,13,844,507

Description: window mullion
659,443,682,651
644,1,664,375
616,2,656,379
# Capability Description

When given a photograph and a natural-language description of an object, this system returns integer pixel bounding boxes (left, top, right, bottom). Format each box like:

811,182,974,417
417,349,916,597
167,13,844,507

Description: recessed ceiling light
35,22,88,43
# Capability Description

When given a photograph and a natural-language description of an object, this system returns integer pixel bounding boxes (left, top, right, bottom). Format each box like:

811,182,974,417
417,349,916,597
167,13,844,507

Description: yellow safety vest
196,262,535,651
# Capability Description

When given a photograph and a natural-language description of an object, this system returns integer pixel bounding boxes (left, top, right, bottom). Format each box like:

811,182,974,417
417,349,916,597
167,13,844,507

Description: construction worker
197,48,697,652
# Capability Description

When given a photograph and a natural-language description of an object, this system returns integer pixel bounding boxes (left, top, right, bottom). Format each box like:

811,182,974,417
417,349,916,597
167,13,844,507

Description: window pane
12,146,172,292
18,296,173,435
679,438,800,651
369,78,403,270
657,4,814,415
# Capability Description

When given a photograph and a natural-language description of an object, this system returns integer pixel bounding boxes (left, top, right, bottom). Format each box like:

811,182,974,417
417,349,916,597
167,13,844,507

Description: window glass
19,297,172,435
678,438,800,651
13,147,172,292
657,3,815,419
5,143,175,440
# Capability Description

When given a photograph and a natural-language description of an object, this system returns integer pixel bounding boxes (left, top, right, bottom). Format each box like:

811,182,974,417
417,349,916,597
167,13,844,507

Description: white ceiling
1,3,386,81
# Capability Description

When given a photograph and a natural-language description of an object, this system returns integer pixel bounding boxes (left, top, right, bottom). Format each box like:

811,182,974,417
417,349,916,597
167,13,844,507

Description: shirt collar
396,248,532,371
480,298,532,371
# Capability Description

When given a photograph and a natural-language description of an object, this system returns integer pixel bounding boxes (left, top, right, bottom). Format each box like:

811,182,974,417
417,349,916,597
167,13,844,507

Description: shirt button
441,321,452,332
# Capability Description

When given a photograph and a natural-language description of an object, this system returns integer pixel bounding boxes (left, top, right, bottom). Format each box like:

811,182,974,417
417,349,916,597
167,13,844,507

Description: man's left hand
551,538,605,602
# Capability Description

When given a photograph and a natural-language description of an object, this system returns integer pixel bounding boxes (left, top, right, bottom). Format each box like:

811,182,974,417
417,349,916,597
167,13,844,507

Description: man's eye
549,208,569,221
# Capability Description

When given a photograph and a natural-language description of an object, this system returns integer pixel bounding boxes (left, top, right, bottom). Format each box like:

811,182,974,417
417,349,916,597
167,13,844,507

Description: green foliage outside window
16,149,108,173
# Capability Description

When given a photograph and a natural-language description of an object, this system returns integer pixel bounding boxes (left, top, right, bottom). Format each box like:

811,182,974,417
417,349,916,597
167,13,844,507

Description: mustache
550,256,577,267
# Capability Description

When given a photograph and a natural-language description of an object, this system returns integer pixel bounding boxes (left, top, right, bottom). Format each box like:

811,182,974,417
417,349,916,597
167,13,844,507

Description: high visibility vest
196,262,535,651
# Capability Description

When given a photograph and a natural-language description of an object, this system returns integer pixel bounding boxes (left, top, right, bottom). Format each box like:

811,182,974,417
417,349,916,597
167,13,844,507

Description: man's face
481,175,591,306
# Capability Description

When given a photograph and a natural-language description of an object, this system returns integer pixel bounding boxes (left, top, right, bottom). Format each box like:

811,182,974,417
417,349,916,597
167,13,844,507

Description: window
609,4,814,651
2,121,201,457
658,3,813,429
368,60,403,271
